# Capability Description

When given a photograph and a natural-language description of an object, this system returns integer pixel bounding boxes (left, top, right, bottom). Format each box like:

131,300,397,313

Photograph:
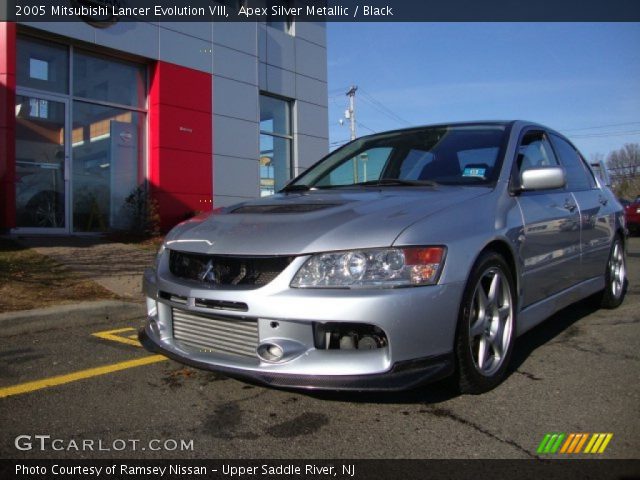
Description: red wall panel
0,74,13,129
0,22,16,231
153,105,212,154
149,61,212,113
148,61,213,231
150,148,212,195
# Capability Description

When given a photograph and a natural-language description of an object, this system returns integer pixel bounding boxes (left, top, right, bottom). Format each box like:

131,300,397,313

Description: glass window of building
74,50,146,109
15,35,147,233
260,95,292,196
17,36,68,94
71,102,145,232
14,94,66,228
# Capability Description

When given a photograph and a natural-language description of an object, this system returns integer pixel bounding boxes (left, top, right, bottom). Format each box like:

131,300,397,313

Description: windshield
287,124,508,190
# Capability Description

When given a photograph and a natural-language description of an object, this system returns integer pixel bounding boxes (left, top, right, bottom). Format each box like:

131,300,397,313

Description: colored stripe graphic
539,433,613,454
537,434,552,454
550,433,565,453
560,433,575,453
537,433,566,454
585,433,614,454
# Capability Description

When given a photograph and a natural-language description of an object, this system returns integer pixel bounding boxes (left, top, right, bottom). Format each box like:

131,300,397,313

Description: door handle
599,196,608,206
564,201,577,212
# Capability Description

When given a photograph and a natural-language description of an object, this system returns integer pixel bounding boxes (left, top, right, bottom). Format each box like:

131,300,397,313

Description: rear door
549,133,613,280
514,130,581,308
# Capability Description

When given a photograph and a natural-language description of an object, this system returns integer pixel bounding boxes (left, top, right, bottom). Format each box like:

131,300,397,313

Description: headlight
291,247,446,289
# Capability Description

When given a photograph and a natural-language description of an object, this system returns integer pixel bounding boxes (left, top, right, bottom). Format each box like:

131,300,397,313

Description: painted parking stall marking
92,327,142,347
0,327,167,399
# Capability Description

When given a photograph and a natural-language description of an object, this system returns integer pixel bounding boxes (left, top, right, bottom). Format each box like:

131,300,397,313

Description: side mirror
520,166,566,191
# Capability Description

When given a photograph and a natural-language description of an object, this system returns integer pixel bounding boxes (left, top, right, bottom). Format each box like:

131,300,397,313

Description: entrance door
14,93,69,232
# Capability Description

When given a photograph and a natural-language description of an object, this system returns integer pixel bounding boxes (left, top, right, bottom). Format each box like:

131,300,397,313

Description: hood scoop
230,203,339,214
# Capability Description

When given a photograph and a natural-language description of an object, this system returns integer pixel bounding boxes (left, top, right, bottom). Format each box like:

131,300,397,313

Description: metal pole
346,86,358,181
346,85,357,141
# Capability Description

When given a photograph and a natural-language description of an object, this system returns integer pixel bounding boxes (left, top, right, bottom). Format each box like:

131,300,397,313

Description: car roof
354,120,560,140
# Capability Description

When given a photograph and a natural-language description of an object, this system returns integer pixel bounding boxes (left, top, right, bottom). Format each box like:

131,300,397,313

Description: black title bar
2,459,640,480
2,0,640,22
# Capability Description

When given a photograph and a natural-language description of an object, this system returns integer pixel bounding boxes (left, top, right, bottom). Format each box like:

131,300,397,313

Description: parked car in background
625,199,640,234
140,121,627,393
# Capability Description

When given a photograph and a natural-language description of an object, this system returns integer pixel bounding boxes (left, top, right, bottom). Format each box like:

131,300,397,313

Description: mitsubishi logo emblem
199,260,217,283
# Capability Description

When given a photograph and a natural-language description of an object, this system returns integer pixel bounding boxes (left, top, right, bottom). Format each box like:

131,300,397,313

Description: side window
550,134,596,191
517,131,559,171
513,131,559,190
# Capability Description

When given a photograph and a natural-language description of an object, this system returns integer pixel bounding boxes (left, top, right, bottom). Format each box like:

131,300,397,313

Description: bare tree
606,143,640,199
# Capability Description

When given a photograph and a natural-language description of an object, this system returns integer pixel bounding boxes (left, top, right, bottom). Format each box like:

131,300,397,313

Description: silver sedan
139,121,627,393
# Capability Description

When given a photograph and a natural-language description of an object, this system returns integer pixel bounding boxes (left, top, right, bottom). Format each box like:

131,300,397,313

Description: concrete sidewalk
0,300,144,337
14,236,156,301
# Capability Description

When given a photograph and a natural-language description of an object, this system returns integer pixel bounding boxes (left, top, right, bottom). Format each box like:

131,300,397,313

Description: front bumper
140,254,462,391
139,326,453,391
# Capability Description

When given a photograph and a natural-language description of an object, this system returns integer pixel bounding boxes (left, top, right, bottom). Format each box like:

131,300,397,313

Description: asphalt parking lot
1,239,639,460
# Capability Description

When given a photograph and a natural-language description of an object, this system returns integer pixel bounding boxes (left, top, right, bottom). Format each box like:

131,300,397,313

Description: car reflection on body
139,121,627,393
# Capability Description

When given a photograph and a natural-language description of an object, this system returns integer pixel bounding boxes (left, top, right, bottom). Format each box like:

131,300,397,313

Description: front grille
172,308,258,358
169,250,292,288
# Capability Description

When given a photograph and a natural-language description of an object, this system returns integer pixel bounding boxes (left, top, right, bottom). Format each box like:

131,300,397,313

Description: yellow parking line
92,327,141,347
0,355,168,399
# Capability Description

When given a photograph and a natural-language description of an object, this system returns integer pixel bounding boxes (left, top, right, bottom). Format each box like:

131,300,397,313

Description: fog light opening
257,343,284,362
357,335,379,350
314,323,388,350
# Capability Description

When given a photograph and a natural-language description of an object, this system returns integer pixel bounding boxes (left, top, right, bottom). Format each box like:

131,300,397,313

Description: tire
454,251,516,394
598,235,627,309
26,191,64,228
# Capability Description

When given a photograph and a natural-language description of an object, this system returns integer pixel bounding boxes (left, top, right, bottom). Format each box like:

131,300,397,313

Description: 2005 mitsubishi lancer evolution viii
139,120,628,393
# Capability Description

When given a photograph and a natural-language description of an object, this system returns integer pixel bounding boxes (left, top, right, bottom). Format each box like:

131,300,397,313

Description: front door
514,130,581,307
14,93,69,232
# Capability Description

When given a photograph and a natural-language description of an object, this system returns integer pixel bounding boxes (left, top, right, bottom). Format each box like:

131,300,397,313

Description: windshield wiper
353,178,438,187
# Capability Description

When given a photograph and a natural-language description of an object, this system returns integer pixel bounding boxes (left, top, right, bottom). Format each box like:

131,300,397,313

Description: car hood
165,187,491,256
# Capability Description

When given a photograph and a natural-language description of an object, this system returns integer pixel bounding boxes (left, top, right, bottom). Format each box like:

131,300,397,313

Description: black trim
139,327,454,392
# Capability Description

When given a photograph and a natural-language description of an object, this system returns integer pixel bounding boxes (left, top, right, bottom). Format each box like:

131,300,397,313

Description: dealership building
0,16,328,232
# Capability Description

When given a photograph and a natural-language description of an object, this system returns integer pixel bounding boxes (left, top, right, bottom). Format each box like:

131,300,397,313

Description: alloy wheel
468,267,514,377
610,241,626,299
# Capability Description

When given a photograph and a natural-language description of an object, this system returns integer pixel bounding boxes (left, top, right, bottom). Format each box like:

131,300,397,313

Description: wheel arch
452,238,520,393
476,238,520,309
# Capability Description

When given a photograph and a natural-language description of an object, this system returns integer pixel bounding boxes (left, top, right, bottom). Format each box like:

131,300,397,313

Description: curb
0,301,144,337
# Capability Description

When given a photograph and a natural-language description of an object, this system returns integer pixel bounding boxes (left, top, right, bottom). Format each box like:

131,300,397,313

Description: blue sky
326,23,640,159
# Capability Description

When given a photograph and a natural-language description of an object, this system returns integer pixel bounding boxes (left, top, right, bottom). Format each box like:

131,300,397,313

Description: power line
569,129,640,139
359,88,412,127
328,86,350,95
356,120,377,134
562,121,640,133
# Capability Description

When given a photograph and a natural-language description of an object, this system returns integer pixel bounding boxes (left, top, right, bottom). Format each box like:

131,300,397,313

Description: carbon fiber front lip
138,326,454,392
